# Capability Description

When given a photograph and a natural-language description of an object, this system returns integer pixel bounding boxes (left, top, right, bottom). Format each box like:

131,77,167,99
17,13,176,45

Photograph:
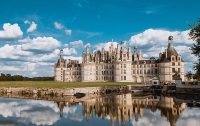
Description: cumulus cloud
29,48,77,62
65,29,72,35
0,23,23,41
70,40,84,48
63,48,77,55
128,29,194,47
0,44,32,60
27,22,37,32
54,22,64,30
20,37,61,53
94,41,118,51
24,20,37,32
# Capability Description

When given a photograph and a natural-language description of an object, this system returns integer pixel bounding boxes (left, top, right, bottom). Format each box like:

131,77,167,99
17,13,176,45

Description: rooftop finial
134,46,137,53
168,35,173,41
60,49,63,56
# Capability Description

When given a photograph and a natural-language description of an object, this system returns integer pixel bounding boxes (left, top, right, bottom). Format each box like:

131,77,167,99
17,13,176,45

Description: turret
86,45,90,54
102,47,105,61
60,49,63,58
128,47,132,60
133,46,138,61
116,44,120,60
138,50,143,60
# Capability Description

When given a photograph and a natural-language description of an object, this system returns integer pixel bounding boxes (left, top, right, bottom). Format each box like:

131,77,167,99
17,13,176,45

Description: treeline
0,73,54,81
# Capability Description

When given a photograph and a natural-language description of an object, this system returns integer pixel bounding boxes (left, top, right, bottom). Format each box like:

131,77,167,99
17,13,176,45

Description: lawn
0,81,145,88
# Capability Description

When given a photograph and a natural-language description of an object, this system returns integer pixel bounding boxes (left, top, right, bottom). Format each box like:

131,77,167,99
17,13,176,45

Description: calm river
0,93,199,126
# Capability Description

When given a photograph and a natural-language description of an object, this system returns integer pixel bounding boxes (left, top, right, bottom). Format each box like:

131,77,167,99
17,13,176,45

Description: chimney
165,49,167,58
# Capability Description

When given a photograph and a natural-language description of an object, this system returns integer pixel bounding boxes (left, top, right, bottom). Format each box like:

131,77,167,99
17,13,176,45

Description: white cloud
27,21,37,33
29,48,77,62
70,40,84,48
63,48,77,55
63,43,68,47
0,23,23,41
54,22,64,30
20,37,61,52
128,29,194,47
65,29,72,35
24,20,30,24
94,41,118,51
0,44,32,59
18,36,31,43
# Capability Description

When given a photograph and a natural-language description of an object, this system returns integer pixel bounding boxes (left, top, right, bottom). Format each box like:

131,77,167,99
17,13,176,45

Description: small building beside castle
54,36,184,83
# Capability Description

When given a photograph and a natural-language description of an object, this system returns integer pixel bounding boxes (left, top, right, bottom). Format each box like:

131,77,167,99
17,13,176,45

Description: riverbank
0,84,151,96
0,81,143,88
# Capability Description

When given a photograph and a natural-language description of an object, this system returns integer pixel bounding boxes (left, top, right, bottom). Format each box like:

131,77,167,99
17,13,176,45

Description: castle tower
133,46,138,61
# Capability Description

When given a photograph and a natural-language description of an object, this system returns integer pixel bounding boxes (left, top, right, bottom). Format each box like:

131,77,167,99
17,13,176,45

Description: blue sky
0,0,199,77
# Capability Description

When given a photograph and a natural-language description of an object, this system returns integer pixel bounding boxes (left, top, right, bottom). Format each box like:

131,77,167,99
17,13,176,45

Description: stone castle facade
54,36,184,83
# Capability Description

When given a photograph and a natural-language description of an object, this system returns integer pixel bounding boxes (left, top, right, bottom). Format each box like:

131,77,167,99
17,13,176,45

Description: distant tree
189,18,200,79
1,73,5,77
185,71,193,80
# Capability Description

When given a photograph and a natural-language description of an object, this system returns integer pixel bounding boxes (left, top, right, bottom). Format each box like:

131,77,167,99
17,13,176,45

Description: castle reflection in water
57,93,185,126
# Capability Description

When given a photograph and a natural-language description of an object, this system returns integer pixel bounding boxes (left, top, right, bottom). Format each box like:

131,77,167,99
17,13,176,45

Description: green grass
0,81,145,88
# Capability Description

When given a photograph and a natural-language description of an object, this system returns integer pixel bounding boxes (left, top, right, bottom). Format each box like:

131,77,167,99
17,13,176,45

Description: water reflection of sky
0,98,199,126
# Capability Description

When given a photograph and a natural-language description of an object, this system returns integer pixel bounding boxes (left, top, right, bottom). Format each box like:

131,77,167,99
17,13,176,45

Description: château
54,36,184,83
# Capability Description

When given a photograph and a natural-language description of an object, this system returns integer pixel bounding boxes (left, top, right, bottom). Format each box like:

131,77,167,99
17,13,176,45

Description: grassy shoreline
0,81,149,88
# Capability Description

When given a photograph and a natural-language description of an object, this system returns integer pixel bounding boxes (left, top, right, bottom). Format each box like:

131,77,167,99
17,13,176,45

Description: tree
189,18,200,79
185,71,193,80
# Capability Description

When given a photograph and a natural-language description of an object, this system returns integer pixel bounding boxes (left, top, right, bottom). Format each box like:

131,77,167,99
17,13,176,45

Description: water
0,93,199,126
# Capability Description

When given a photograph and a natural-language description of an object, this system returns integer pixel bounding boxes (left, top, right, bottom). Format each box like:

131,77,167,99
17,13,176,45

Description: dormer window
172,56,175,61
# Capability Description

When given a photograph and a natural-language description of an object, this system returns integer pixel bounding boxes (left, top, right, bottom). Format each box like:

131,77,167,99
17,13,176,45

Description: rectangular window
124,76,126,80
172,68,175,73
155,69,157,74
172,62,175,66
178,62,180,66
121,76,123,80
124,64,126,68
124,70,126,74
178,68,180,73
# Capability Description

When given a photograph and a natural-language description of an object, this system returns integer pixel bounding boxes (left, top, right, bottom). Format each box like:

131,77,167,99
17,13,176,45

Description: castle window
155,69,157,74
172,68,175,73
124,76,126,80
124,70,126,74
178,62,180,66
172,62,175,66
178,68,180,73
121,76,123,80
172,57,175,61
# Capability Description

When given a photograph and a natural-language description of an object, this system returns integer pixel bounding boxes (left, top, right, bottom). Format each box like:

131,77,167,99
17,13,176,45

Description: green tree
189,18,200,79
185,71,193,80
